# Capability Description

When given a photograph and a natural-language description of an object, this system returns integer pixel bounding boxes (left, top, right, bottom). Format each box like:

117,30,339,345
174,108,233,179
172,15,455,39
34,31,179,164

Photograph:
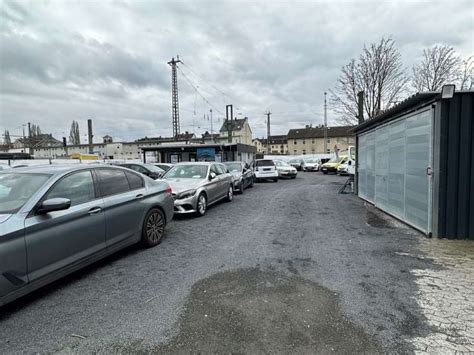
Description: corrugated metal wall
436,92,474,239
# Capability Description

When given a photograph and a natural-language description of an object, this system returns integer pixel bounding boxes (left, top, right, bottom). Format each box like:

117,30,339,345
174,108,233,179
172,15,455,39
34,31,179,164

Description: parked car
0,165,174,306
155,163,174,172
224,161,254,193
116,162,165,179
274,160,297,179
288,158,305,171
254,159,278,182
303,159,320,172
321,155,347,174
337,157,349,175
162,162,233,216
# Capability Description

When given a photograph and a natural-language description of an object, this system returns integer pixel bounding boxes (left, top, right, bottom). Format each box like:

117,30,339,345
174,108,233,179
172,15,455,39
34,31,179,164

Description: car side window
129,165,146,174
125,171,144,190
96,169,130,197
217,164,227,174
210,164,221,175
46,170,95,207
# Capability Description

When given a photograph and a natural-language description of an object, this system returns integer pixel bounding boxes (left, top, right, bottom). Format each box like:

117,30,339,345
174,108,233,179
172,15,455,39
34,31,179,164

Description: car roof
2,164,126,176
173,162,216,165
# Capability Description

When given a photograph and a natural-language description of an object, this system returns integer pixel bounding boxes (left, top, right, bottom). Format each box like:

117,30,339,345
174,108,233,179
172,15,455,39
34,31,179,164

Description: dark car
0,165,174,306
116,162,165,179
288,159,305,171
224,161,255,193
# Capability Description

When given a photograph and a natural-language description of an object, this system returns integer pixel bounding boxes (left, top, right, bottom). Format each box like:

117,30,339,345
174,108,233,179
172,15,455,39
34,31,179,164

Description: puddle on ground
142,268,382,354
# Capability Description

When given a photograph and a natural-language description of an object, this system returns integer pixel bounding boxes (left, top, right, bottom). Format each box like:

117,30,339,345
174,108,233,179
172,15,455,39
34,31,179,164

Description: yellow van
321,155,347,174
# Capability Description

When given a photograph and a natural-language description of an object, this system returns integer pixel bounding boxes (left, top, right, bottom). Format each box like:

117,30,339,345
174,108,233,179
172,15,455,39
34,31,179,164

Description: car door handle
88,207,102,215
135,194,144,200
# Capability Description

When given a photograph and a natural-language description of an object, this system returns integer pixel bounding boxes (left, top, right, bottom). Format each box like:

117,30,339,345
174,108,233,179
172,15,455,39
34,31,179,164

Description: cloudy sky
0,0,472,142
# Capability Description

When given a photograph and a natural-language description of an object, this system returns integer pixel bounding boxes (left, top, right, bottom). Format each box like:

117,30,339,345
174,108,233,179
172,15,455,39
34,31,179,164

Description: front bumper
255,170,279,179
172,193,199,214
278,170,297,178
321,166,337,173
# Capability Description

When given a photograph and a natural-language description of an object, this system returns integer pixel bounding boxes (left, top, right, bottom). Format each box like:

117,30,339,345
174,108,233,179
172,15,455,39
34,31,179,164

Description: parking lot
0,171,472,353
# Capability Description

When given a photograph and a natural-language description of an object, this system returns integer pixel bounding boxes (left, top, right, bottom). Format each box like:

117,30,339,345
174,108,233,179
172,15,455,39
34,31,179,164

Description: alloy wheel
146,211,164,243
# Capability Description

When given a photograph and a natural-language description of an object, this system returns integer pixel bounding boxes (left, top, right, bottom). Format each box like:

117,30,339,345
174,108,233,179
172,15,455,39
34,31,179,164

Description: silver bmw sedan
0,164,174,306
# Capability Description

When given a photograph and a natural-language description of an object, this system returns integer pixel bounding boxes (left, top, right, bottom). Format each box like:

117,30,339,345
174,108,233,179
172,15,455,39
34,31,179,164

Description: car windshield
164,165,208,179
274,160,289,167
256,160,274,167
327,156,344,164
0,173,51,214
289,159,300,163
224,163,242,172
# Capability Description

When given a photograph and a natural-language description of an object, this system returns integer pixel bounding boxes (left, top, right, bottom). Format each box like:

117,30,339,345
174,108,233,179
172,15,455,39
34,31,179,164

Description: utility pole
226,105,233,143
27,122,32,155
87,119,94,154
324,92,328,154
168,56,182,140
210,109,214,143
266,111,271,155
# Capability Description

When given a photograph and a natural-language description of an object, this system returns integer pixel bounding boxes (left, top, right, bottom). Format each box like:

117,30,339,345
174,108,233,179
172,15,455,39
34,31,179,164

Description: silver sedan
0,165,174,306
162,162,234,216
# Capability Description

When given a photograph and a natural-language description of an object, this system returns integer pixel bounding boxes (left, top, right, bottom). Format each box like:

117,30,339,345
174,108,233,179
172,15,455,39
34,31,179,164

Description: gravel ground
0,172,436,353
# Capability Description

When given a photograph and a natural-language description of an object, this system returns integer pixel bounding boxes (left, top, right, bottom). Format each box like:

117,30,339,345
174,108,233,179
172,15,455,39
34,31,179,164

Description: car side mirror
38,198,71,214
209,172,217,180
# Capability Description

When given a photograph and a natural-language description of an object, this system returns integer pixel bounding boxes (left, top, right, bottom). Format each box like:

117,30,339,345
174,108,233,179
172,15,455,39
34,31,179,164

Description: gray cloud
0,0,472,141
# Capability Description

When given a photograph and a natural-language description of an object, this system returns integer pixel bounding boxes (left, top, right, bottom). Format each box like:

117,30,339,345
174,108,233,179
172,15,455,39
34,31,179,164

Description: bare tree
459,56,473,90
69,120,80,145
412,45,462,92
331,38,409,125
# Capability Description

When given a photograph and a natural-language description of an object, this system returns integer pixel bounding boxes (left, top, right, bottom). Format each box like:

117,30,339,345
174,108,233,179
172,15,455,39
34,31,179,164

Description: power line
177,65,225,116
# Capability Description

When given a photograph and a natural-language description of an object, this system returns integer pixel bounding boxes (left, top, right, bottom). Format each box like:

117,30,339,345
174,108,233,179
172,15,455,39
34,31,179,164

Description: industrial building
353,89,473,239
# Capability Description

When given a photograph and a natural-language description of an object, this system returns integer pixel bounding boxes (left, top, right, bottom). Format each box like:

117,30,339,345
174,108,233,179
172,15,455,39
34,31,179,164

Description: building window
302,150,306,155
326,149,331,154
294,140,297,145
327,138,331,143
302,140,305,144
312,139,315,144
312,149,315,154
294,150,297,155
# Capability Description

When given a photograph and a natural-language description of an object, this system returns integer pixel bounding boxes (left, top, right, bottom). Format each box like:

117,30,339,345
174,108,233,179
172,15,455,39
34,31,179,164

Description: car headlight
177,189,196,200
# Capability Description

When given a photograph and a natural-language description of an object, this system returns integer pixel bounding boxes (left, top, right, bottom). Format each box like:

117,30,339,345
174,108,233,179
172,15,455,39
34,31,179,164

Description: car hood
230,171,242,179
0,214,12,224
305,163,318,167
322,162,338,168
165,178,206,194
277,166,294,171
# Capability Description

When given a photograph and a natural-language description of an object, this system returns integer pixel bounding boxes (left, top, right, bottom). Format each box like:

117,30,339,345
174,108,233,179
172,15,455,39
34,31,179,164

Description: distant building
13,134,62,149
218,117,253,145
103,135,113,144
287,125,355,155
252,138,267,154
253,135,289,155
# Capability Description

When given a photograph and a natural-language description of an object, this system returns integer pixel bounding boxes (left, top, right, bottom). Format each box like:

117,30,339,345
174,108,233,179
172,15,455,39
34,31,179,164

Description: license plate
322,168,327,171
263,168,271,171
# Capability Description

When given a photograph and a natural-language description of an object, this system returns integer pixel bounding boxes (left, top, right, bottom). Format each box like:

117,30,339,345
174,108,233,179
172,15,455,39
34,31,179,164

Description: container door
403,109,433,233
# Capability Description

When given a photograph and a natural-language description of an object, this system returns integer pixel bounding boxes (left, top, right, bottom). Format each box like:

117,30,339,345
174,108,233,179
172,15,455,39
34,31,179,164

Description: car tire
273,178,278,183
323,171,328,175
249,177,254,188
195,193,207,217
239,181,244,194
291,176,296,179
141,208,165,247
225,185,234,202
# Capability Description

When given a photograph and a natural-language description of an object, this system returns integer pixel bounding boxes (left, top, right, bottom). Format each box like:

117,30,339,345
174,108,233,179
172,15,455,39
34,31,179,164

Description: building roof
268,135,288,144
352,92,440,134
137,132,195,143
287,126,354,140
219,118,248,132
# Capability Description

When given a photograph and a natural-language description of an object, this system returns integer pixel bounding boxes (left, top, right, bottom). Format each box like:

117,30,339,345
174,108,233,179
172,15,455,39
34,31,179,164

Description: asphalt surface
0,172,436,354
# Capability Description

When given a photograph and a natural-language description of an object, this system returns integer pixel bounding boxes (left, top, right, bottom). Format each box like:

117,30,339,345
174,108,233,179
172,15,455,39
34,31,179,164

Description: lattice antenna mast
168,56,182,139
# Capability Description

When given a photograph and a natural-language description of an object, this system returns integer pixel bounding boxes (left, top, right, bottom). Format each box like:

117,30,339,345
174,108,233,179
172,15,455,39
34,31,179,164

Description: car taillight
166,186,172,194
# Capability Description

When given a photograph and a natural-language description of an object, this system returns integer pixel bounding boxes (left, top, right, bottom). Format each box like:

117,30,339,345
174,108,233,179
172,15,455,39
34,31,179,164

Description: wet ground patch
152,268,381,354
